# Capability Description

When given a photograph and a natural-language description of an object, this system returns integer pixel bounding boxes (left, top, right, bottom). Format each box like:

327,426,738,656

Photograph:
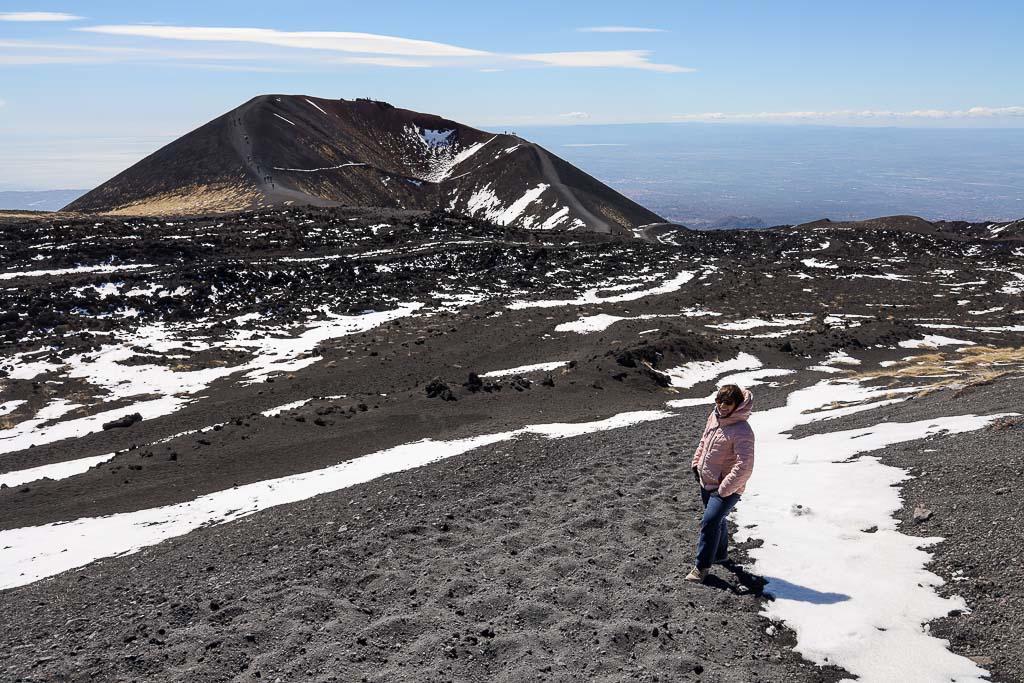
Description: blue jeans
696,487,740,570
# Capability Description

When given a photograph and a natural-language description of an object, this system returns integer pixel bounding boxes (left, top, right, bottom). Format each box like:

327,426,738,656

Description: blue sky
1,1,1022,189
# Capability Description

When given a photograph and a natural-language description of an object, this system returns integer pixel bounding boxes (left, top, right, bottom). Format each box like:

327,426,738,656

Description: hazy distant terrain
6,124,1023,227
521,124,1024,228
0,190,87,212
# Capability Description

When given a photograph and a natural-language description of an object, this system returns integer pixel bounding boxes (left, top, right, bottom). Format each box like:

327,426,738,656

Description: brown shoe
684,566,709,583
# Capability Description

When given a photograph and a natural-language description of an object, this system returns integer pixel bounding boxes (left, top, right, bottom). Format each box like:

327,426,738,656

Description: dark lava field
1,208,1023,682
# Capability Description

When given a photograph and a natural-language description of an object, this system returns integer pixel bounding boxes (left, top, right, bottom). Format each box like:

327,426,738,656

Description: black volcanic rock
790,215,960,239
102,413,142,430
64,95,663,234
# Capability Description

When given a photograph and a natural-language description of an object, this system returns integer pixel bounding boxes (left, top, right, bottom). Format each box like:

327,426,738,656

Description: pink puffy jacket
690,389,755,498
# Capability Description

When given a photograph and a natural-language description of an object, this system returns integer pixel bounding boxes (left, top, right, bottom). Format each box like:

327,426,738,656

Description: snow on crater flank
403,125,495,183
496,184,549,226
419,128,455,147
273,162,366,173
304,98,329,116
464,184,501,218
538,206,571,230
462,183,551,227
272,113,296,126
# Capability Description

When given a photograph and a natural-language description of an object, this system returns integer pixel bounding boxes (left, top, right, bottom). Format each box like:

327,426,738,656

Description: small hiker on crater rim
686,384,755,583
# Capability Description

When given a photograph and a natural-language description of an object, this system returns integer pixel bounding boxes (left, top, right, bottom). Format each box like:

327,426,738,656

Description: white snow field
738,380,1015,682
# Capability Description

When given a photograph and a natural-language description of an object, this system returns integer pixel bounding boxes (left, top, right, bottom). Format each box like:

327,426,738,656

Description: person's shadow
706,562,851,604
760,576,850,604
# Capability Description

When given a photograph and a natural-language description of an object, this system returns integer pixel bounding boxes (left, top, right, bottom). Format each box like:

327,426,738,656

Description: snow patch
480,361,569,378
664,352,762,389
898,336,976,349
509,271,695,310
304,99,330,116
0,264,154,281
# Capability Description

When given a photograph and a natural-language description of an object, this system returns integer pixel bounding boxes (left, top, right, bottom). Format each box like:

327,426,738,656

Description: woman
685,383,755,583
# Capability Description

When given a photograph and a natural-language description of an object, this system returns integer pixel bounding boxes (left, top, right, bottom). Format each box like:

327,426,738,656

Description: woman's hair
716,384,744,406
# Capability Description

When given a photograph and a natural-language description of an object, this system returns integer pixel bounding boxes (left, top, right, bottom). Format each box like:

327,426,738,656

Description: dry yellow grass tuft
104,183,260,217
853,345,1024,397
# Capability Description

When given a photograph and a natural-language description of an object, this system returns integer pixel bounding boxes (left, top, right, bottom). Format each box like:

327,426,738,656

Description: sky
1,1,1023,190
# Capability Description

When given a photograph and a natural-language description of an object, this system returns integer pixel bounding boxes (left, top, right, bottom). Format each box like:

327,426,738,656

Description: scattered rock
102,413,142,430
425,378,457,401
508,376,531,392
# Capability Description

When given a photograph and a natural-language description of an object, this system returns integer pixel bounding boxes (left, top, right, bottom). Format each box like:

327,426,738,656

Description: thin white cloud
0,12,82,22
560,111,592,119
170,63,296,73
516,50,693,73
0,39,304,67
71,24,690,72
0,39,137,52
79,25,489,57
563,143,627,147
576,26,667,33
342,56,431,68
672,106,1024,122
0,54,111,65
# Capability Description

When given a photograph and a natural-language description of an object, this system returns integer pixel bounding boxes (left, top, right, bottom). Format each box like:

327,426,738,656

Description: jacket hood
715,388,753,426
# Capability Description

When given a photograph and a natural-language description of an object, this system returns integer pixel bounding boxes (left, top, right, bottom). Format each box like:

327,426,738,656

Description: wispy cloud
68,24,690,72
0,39,302,65
576,26,667,33
170,63,296,73
342,56,432,68
78,25,490,57
0,54,111,65
559,111,591,119
516,50,693,73
672,106,1024,122
0,11,82,22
